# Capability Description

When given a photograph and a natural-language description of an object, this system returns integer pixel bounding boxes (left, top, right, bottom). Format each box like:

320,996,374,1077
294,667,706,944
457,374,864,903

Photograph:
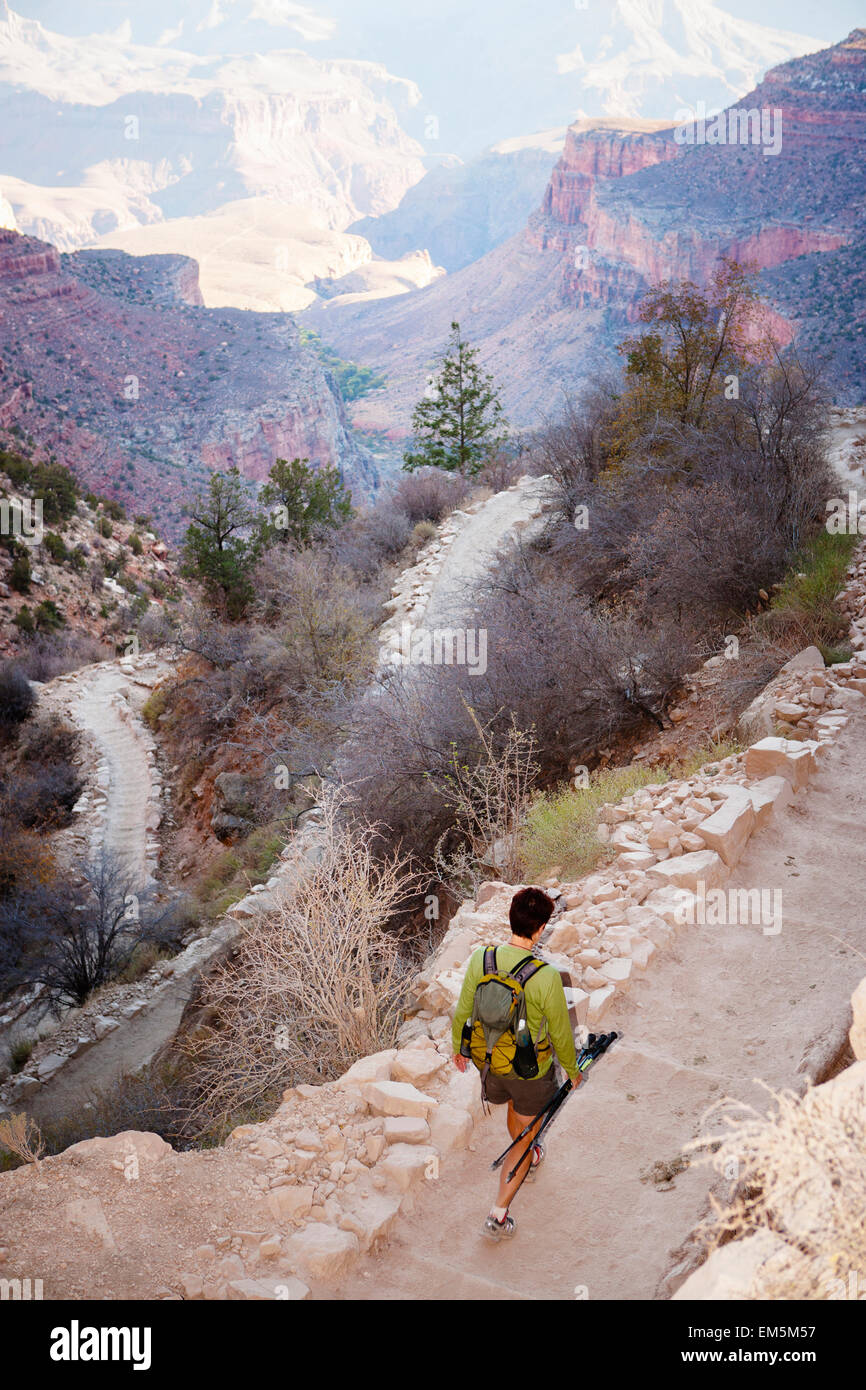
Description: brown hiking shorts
484,1064,559,1115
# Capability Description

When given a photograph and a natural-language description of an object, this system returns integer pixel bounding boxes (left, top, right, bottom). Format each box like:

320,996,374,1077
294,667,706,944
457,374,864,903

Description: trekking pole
490,1031,620,1177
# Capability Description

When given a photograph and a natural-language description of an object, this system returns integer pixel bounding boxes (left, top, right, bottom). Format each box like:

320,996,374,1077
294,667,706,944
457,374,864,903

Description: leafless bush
392,466,468,524
533,381,620,519
331,498,412,580
477,450,526,493
469,541,690,774
430,711,539,895
0,712,82,833
179,791,416,1127
0,1111,45,1164
13,630,112,682
253,545,380,690
624,481,789,631
136,604,178,650
0,852,183,1009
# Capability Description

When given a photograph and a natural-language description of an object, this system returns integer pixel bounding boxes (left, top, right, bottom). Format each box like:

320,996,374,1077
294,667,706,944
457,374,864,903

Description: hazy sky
9,2,863,156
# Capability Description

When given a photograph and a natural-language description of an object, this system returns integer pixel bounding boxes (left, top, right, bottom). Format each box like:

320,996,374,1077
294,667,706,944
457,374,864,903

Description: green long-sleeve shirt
451,944,579,1082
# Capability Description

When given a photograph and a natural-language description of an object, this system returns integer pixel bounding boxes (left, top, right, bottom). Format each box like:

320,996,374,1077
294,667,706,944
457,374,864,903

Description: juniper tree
404,321,507,476
257,457,353,549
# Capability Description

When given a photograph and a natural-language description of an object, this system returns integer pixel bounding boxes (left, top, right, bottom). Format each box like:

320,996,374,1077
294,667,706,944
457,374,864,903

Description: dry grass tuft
686,1068,866,1298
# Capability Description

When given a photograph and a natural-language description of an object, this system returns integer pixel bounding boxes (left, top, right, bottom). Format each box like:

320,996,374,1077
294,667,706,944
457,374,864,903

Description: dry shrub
331,499,412,580
180,791,416,1129
392,466,468,524
476,450,525,493
254,545,379,690
0,1111,45,1165
13,630,112,682
430,710,539,895
686,1069,866,1299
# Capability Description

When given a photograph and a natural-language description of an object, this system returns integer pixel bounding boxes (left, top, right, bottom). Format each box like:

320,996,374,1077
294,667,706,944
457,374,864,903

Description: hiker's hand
453,1054,467,1072
569,1073,582,1088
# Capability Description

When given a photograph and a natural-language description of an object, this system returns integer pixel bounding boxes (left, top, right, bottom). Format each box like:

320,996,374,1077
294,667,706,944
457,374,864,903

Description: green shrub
43,530,69,563
763,531,858,650
0,450,33,487
142,687,167,730
34,599,64,633
520,764,668,881
97,516,113,539
9,1037,34,1074
671,736,745,779
12,605,34,635
10,551,31,593
31,462,78,523
128,532,143,556
101,498,127,522
115,940,172,984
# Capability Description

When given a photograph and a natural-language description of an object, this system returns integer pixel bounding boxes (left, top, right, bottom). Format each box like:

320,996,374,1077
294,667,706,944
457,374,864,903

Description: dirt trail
41,655,170,888
338,714,866,1301
422,476,553,629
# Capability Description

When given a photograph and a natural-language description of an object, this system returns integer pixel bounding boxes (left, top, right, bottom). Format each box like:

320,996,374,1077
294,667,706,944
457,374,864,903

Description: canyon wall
0,230,376,536
306,30,866,430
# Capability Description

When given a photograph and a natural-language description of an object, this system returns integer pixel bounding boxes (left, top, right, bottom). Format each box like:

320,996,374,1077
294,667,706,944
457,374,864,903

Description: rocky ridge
0,230,377,537
307,30,866,436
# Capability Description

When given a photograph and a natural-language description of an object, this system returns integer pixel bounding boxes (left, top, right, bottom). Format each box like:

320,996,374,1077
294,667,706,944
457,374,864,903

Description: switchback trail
339,712,866,1301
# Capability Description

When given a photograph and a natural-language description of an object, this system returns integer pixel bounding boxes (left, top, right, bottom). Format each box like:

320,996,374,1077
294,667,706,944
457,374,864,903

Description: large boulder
672,1231,805,1300
338,1188,402,1251
695,793,755,867
647,850,727,893
744,738,815,789
267,1184,315,1224
211,771,256,841
377,1143,439,1192
363,1079,437,1118
284,1225,360,1282
429,1103,473,1153
335,1049,397,1089
780,646,826,673
391,1047,447,1088
746,776,792,829
63,1131,172,1164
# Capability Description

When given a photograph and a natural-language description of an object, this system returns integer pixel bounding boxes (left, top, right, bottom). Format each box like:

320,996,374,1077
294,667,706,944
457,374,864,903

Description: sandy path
421,476,553,630
42,657,170,889
337,713,866,1301
826,406,866,491
70,667,156,884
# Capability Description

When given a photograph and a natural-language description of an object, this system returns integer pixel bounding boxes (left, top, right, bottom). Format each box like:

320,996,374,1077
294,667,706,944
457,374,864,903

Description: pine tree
181,468,257,620
404,321,507,475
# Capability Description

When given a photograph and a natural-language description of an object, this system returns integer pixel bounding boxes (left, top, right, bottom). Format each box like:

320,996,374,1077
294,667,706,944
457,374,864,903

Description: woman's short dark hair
509,886,555,939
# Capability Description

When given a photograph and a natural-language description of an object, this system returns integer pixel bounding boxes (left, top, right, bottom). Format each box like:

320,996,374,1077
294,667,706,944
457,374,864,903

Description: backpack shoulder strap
511,955,548,987
482,945,498,975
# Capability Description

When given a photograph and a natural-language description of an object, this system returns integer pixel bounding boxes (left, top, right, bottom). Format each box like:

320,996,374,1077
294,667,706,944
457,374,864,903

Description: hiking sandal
483,1212,516,1241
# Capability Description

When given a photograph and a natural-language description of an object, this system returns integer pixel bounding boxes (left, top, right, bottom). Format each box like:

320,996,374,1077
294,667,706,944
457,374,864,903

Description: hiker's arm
451,953,480,1063
543,971,580,1082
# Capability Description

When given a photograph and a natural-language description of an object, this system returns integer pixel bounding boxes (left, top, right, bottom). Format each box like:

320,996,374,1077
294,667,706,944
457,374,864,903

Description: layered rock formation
307,30,866,434
0,230,376,537
0,5,426,247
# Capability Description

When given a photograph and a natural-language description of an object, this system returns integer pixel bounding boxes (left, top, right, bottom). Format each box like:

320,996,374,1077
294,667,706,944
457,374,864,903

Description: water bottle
513,1017,539,1078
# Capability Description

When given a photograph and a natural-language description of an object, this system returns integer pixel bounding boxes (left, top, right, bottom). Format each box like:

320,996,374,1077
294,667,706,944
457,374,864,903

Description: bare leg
495,1100,544,1211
